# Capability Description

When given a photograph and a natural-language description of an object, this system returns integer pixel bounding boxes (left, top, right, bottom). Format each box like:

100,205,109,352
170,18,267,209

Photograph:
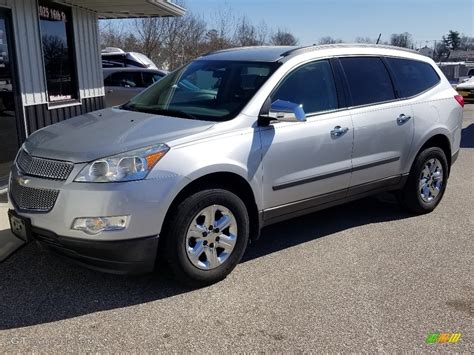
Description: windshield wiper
121,104,197,120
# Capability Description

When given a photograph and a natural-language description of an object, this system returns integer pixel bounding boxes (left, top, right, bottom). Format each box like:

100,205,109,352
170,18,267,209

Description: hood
24,108,214,163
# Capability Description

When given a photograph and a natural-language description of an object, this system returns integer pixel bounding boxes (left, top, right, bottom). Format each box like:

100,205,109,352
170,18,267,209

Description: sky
185,0,474,47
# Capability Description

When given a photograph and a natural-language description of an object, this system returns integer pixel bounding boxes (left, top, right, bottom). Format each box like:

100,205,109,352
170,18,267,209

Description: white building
0,0,185,188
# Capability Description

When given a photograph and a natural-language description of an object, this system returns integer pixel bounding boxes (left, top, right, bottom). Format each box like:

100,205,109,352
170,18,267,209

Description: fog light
72,216,129,235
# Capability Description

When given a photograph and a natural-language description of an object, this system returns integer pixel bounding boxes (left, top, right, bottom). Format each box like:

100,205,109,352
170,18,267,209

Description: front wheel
162,189,250,286
399,147,449,214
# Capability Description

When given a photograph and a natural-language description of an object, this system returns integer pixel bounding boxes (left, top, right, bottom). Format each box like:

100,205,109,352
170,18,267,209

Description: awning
58,0,185,18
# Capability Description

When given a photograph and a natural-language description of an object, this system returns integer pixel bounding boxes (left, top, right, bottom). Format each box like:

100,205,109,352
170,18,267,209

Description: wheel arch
161,171,262,244
416,133,452,173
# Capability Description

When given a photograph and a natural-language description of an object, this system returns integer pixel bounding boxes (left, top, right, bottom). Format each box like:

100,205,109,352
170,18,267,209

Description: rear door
260,59,354,214
104,71,144,107
338,56,414,190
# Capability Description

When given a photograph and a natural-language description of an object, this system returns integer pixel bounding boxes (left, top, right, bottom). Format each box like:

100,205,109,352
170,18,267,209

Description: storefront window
38,1,78,103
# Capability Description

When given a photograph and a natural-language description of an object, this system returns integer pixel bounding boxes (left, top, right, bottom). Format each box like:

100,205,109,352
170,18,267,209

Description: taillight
454,95,465,108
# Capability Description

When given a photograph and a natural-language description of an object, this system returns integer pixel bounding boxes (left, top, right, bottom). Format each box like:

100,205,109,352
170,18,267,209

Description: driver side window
271,60,338,115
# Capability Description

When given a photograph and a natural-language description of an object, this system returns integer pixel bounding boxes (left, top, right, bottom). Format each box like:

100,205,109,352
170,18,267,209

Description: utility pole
376,33,382,45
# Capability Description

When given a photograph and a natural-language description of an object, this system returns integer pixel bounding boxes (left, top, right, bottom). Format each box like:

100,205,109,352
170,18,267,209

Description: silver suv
8,45,464,286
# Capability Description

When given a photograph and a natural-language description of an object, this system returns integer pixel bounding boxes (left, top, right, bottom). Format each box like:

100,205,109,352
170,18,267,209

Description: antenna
376,33,382,45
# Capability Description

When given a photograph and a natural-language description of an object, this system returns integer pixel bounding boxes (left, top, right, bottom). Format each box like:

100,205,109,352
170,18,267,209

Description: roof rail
281,43,419,58
201,46,278,57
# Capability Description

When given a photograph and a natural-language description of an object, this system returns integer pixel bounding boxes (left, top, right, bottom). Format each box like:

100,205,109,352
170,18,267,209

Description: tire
162,189,250,287
399,147,449,214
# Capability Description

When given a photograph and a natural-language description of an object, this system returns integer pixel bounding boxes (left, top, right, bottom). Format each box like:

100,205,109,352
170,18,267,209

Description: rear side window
142,72,164,87
386,58,440,97
271,60,338,114
340,57,396,106
104,72,143,88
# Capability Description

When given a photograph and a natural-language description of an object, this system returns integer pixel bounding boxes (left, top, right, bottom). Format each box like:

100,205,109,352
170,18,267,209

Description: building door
0,10,21,188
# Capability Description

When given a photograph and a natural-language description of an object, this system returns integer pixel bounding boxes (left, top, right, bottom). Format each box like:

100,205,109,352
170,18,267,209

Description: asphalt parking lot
0,106,472,352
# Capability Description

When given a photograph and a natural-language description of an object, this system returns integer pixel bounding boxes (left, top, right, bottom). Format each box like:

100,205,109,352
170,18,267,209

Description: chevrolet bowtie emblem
17,176,30,186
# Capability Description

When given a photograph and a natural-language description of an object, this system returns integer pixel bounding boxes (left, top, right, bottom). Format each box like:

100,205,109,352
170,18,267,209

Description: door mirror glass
269,99,306,122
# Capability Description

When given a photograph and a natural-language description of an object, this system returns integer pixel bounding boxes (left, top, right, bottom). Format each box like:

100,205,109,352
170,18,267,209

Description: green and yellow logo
426,333,462,344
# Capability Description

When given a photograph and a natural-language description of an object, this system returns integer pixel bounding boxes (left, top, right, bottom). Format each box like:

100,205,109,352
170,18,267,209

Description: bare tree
355,36,375,44
133,18,167,60
318,36,343,45
434,41,451,61
460,35,474,50
99,21,129,49
270,29,299,46
390,32,413,48
233,16,267,46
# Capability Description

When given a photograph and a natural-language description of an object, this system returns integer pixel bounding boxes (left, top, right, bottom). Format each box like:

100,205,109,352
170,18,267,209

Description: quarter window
386,57,440,97
271,60,338,114
39,1,78,103
340,57,396,106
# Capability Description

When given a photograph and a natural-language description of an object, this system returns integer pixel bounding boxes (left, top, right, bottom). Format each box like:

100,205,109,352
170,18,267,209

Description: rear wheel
162,189,249,286
399,147,449,214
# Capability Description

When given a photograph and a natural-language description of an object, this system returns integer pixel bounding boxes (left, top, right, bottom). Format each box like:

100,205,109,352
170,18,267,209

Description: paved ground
0,107,472,352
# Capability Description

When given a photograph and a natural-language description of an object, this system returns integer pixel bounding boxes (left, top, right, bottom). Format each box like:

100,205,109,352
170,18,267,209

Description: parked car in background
102,47,158,69
9,45,463,286
103,68,167,107
455,76,474,101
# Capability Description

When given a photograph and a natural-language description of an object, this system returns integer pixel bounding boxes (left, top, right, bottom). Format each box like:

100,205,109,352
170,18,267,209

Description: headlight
75,144,169,183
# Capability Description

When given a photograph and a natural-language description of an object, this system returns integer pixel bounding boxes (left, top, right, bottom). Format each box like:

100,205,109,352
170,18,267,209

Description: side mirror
268,100,306,122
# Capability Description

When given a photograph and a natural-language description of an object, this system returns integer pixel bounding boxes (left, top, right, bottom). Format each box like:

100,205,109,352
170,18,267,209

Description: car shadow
460,124,474,148
243,194,411,262
0,193,412,330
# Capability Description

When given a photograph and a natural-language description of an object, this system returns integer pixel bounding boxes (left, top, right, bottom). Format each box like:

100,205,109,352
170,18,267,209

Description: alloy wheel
185,204,238,270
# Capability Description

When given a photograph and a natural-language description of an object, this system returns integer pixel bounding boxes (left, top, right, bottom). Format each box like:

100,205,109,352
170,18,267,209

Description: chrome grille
17,149,74,181
10,178,59,212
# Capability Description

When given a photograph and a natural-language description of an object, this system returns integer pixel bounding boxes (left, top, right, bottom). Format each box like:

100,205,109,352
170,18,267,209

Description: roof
201,46,297,62
58,0,185,18
201,44,424,63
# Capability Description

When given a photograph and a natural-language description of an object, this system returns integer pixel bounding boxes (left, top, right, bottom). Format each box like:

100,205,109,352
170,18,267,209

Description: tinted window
39,1,77,103
386,58,440,97
105,72,143,88
142,72,164,87
272,60,338,114
340,57,395,106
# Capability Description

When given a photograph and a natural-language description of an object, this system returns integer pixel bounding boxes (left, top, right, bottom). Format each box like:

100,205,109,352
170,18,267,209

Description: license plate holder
8,210,33,242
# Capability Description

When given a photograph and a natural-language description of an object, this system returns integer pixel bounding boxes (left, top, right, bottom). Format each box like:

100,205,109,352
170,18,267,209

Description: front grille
16,149,74,181
10,178,59,212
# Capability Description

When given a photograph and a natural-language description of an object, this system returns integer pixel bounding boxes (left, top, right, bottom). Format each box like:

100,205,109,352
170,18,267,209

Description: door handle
397,114,412,124
331,126,349,137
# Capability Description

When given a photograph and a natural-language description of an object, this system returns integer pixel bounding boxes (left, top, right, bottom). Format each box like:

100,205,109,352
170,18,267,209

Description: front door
0,10,21,188
260,59,354,212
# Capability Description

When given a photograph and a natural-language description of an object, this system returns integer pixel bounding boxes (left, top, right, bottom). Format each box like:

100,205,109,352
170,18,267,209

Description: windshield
122,60,280,121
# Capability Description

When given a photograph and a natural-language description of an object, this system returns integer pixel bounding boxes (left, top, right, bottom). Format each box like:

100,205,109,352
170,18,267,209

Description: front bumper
8,163,188,274
32,225,159,274
8,163,184,241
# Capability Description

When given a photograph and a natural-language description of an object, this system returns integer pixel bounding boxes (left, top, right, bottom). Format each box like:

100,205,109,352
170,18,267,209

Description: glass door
0,10,20,188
